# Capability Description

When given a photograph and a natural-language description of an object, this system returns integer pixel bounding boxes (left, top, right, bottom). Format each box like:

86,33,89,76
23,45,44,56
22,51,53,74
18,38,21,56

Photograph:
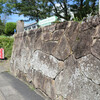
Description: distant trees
5,22,16,36
1,0,99,22
0,19,5,35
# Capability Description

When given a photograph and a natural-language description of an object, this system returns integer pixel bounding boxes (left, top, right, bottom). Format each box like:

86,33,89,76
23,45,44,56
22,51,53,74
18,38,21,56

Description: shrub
0,36,14,59
5,22,16,36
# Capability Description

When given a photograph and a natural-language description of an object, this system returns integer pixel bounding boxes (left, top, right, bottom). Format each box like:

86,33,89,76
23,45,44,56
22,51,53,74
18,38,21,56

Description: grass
0,35,14,59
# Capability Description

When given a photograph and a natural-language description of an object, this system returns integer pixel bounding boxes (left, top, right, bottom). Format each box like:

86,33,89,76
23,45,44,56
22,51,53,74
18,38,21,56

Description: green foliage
5,22,16,36
52,19,61,23
0,19,5,35
73,17,79,22
73,17,82,23
0,0,7,14
0,35,14,59
71,0,98,21
3,0,72,21
1,0,99,22
4,0,52,22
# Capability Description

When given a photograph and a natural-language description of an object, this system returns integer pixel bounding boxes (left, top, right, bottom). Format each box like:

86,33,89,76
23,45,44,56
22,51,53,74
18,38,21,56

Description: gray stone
55,22,68,29
73,28,95,58
11,18,100,100
78,54,100,84
0,91,5,100
29,50,64,79
16,20,24,33
52,29,64,41
41,32,52,41
42,24,56,32
41,41,58,55
91,39,100,59
31,71,56,99
55,55,100,100
53,35,71,60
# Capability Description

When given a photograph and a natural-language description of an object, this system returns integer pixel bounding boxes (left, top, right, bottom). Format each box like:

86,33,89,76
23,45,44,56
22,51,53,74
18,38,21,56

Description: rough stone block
73,28,96,58
52,29,64,41
55,22,68,30
91,39,100,59
29,50,64,79
53,35,71,60
78,54,100,84
11,17,100,100
42,24,56,32
16,20,24,33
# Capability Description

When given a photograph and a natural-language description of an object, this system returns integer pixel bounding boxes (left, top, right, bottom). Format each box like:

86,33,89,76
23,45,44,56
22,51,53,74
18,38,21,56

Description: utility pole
99,0,100,15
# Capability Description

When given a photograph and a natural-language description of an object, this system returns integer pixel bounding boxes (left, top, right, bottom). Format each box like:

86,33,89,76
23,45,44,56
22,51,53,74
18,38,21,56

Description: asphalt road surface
0,66,45,100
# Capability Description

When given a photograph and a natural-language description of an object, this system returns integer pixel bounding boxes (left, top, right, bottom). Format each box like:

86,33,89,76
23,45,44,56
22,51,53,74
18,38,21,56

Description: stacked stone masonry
11,17,100,100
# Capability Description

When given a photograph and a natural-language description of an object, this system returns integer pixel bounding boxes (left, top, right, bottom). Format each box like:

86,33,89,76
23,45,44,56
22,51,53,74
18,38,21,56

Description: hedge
0,36,14,59
5,22,16,36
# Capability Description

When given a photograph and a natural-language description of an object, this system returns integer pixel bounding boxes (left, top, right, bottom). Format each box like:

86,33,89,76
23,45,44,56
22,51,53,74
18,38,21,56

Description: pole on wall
99,0,100,15
16,20,24,33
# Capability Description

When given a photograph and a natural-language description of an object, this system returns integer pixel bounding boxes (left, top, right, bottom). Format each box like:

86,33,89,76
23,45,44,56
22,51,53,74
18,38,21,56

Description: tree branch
63,0,68,16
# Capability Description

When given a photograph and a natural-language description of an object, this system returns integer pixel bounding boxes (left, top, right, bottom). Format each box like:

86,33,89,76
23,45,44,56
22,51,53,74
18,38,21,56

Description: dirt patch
0,59,10,71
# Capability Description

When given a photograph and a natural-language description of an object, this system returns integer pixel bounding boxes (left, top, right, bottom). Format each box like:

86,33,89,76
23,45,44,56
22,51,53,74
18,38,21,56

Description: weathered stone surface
92,15,100,27
16,20,24,33
31,71,56,99
41,32,52,41
42,24,56,32
11,18,100,100
55,55,78,98
91,39,100,59
29,50,64,79
81,22,92,31
78,54,100,84
52,29,64,41
34,38,43,50
65,22,80,51
41,41,58,55
35,28,42,41
53,35,71,60
92,25,100,38
65,22,79,37
73,28,96,58
55,22,68,30
55,55,100,100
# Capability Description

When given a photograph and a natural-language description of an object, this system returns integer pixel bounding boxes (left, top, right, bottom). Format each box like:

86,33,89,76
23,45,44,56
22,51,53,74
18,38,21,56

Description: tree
70,0,98,20
4,0,72,22
4,0,53,22
3,0,99,22
0,19,5,35
46,0,72,20
0,0,7,14
5,22,16,36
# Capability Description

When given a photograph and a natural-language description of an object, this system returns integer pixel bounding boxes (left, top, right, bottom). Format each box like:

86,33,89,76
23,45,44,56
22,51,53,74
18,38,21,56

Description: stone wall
11,17,100,100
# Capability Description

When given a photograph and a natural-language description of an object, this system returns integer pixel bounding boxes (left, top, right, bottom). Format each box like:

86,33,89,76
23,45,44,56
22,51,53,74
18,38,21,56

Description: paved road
0,66,45,100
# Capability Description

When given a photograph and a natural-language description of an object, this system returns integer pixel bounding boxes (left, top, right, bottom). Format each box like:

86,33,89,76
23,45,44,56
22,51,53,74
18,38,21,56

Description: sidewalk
0,66,45,100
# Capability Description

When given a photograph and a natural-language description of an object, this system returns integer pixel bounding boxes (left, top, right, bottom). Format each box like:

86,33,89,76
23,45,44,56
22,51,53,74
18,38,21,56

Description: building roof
24,22,37,28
